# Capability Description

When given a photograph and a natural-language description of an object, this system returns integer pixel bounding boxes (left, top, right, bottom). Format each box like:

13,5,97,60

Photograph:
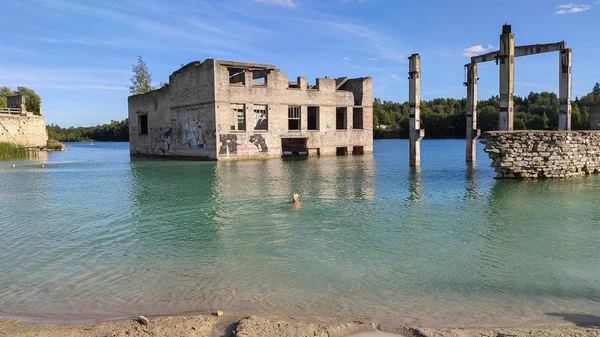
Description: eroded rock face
484,131,600,179
234,316,366,337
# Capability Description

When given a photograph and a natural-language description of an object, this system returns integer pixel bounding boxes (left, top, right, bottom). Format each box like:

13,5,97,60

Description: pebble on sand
216,310,224,317
137,316,150,325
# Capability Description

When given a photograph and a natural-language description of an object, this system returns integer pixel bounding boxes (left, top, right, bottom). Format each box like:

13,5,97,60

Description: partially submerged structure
128,59,373,160
0,95,48,148
407,24,573,167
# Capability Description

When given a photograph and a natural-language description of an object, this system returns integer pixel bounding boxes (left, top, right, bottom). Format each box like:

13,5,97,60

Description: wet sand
1,313,599,337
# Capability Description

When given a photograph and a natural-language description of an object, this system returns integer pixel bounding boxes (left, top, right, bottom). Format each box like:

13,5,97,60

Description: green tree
15,86,41,115
46,119,129,142
129,56,153,95
0,86,14,108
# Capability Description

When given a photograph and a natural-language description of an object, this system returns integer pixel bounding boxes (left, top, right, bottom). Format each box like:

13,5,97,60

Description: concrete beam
514,42,566,57
559,48,572,130
499,24,515,131
465,63,481,162
471,42,566,65
408,54,424,166
471,51,500,64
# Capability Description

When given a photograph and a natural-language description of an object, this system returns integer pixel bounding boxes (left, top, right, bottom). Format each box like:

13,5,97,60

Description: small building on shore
0,95,48,148
128,59,373,160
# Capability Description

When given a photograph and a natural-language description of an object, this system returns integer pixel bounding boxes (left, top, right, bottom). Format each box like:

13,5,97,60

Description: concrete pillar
408,54,425,166
499,24,515,131
465,63,481,162
559,48,572,130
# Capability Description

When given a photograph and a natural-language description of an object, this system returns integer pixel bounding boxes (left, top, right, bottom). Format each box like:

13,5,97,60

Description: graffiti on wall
180,116,208,148
218,134,270,156
249,134,268,153
151,127,172,154
218,134,238,155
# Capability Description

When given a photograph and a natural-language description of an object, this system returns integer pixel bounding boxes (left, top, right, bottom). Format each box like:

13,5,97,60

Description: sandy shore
1,313,599,337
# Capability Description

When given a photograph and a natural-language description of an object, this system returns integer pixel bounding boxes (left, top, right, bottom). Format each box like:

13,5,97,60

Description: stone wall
128,60,217,159
0,114,48,148
214,61,372,160
128,58,372,161
484,130,600,178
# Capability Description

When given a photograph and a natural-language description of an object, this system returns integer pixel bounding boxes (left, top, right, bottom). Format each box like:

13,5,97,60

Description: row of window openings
231,104,364,132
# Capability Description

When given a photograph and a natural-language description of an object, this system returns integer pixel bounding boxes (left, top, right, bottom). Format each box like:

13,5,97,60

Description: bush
0,143,30,159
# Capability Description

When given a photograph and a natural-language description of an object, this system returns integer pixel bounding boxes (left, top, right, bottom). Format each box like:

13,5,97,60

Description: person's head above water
292,194,300,203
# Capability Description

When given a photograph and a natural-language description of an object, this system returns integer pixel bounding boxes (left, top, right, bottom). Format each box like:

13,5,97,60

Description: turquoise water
0,140,599,327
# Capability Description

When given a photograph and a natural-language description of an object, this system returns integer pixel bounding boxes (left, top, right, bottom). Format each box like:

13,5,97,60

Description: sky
1,0,599,127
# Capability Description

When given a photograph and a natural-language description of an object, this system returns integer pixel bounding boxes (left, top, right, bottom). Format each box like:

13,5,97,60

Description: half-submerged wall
484,131,600,179
0,114,48,148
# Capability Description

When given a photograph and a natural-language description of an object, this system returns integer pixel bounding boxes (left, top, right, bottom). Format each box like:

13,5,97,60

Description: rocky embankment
484,131,600,179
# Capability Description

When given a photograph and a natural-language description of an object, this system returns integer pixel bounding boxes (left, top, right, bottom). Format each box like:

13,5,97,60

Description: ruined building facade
128,59,373,160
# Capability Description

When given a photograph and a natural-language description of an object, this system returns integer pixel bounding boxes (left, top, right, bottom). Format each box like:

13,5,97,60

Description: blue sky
1,0,599,126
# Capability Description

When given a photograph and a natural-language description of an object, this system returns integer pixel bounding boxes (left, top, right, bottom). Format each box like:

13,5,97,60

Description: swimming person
291,194,301,205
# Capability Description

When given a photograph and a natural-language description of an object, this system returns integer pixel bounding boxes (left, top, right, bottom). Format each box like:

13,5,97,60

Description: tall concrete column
499,24,515,131
559,48,572,130
408,54,425,166
465,63,481,162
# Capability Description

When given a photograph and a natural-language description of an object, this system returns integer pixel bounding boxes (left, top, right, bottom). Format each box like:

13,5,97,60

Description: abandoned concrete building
128,59,373,160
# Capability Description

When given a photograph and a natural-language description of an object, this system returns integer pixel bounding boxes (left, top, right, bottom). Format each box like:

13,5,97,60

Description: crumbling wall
0,114,48,148
128,58,373,161
128,60,217,159
484,130,600,178
213,62,373,160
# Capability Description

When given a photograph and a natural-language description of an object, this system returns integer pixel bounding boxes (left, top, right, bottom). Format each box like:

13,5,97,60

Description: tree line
374,83,600,139
47,120,129,142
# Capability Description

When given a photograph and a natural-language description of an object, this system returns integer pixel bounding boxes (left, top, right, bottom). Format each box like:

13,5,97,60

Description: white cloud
367,54,404,62
390,74,400,80
555,3,591,14
461,44,496,57
341,57,350,61
381,54,405,61
254,0,295,7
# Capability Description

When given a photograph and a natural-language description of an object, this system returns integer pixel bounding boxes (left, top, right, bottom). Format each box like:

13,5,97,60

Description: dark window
336,107,347,130
228,68,245,85
254,105,268,130
288,106,301,131
353,108,363,129
139,115,148,135
336,147,348,156
352,146,364,155
307,106,319,130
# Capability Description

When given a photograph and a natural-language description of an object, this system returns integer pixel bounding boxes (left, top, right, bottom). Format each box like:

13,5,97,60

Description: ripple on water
0,141,600,327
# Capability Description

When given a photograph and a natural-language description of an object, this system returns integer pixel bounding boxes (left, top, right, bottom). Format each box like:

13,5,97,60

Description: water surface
1,140,599,327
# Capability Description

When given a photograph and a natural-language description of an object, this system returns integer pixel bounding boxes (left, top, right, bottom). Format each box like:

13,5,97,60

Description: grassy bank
0,143,34,159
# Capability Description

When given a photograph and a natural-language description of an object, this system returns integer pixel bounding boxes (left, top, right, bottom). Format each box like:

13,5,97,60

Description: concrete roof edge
215,59,278,70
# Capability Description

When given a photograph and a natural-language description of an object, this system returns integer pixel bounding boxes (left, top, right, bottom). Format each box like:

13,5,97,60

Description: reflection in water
407,166,422,202
464,162,478,200
1,141,600,328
